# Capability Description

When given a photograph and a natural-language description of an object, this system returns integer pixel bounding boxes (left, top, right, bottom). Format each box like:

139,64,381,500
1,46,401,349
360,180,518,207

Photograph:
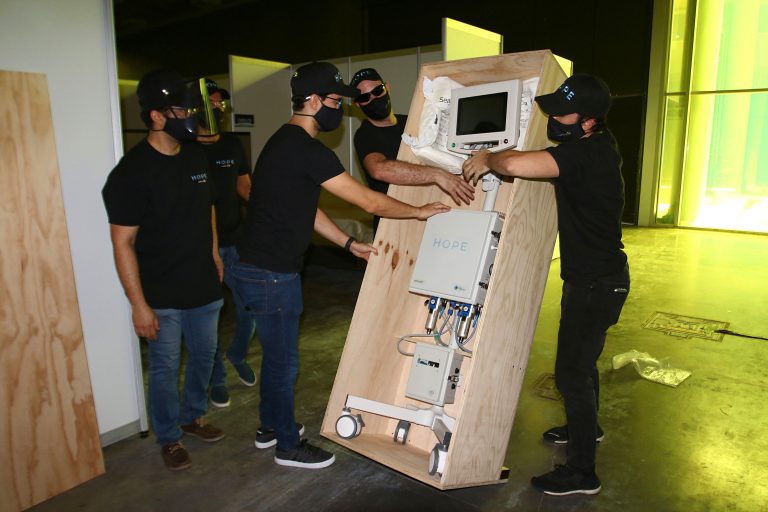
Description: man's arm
463,148,560,185
363,152,475,205
211,206,223,282
236,173,251,201
109,224,160,341
313,208,378,261
321,171,449,220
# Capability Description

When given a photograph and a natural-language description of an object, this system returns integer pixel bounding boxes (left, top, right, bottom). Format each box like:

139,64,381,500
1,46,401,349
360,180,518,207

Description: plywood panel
322,51,565,489
0,71,104,511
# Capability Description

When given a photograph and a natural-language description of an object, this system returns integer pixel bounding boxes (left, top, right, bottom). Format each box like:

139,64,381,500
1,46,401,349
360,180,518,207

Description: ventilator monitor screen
447,79,522,155
455,92,507,135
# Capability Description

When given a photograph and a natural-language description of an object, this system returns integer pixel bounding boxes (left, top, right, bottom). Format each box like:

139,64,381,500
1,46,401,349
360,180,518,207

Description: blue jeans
149,299,223,445
555,264,629,471
210,245,257,388
232,261,303,451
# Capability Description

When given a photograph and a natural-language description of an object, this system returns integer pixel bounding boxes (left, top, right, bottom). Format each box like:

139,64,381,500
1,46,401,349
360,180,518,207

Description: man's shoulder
110,140,153,176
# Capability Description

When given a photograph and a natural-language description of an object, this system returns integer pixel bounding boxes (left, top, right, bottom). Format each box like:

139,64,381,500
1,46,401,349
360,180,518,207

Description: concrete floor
30,227,768,512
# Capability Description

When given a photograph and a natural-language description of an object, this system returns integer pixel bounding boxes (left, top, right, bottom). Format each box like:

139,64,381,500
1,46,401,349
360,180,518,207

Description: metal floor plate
643,311,728,341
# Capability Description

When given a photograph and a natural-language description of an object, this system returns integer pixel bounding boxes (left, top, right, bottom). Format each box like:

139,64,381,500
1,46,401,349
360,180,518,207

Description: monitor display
455,92,508,136
446,79,522,155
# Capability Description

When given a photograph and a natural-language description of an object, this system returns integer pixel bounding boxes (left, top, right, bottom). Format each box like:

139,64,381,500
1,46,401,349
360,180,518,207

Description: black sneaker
209,385,231,408
542,424,605,445
274,439,335,469
531,464,601,496
229,359,257,387
254,423,305,449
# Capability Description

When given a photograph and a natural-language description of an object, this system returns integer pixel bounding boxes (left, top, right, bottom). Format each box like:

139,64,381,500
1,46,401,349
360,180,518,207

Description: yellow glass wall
656,0,768,232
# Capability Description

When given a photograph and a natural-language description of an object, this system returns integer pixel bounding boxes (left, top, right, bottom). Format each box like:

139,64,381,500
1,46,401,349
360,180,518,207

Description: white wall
0,0,141,441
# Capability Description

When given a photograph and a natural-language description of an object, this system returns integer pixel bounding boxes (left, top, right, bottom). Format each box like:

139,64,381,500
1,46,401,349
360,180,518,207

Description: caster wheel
335,413,364,439
393,420,410,444
428,443,448,476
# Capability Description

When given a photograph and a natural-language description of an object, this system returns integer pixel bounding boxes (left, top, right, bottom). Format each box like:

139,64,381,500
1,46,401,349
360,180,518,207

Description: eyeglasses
166,106,196,119
317,95,343,109
354,84,386,105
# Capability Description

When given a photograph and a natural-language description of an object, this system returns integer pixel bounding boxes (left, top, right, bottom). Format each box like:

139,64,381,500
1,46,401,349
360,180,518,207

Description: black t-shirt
546,130,628,284
238,124,344,273
200,133,249,247
102,139,222,309
353,114,408,194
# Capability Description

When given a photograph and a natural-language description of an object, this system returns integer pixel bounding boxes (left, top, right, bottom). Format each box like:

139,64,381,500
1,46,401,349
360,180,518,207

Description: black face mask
163,116,197,141
314,104,344,132
360,93,392,121
547,116,585,143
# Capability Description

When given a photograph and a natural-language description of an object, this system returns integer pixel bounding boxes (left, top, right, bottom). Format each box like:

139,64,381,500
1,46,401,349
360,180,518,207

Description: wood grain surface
0,70,104,511
321,51,565,488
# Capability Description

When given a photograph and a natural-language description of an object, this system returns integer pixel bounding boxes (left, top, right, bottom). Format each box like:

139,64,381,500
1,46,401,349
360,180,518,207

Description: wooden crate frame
321,50,566,489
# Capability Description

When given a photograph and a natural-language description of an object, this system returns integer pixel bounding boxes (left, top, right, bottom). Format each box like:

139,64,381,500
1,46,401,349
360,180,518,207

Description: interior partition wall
653,0,768,233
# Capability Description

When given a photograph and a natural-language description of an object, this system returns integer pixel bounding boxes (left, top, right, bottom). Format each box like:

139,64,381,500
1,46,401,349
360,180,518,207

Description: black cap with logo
136,69,190,113
535,73,612,118
290,62,359,99
349,67,383,88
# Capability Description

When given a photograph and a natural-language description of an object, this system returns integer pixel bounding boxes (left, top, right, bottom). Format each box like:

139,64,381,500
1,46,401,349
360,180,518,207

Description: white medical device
335,209,504,477
446,79,522,155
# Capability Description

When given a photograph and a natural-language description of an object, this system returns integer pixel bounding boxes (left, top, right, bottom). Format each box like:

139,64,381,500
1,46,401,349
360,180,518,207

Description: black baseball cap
205,78,231,100
137,69,190,113
535,73,612,118
350,67,383,88
290,62,359,98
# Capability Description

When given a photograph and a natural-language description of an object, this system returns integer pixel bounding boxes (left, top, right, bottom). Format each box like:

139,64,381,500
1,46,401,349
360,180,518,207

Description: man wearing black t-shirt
350,68,474,232
198,78,256,409
234,62,449,470
463,74,630,496
103,69,225,471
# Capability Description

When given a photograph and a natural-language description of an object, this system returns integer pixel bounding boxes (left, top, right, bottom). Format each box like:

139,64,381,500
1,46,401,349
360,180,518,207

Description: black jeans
555,265,629,471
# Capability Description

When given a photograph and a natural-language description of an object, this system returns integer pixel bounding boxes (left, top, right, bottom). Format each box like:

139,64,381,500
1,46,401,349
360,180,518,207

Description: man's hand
416,202,451,220
213,252,224,282
435,170,475,205
350,241,379,261
463,149,492,186
132,302,160,341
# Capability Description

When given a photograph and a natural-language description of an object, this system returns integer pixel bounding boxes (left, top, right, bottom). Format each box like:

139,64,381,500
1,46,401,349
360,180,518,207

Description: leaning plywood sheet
322,51,565,489
0,71,104,511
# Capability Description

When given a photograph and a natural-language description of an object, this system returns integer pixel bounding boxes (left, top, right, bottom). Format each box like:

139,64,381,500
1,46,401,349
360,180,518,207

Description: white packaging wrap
401,76,467,175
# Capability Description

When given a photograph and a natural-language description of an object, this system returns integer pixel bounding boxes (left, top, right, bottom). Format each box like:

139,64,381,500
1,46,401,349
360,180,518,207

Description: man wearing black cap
103,69,225,471
234,62,449,469
463,73,629,496
350,67,475,233
197,78,257,409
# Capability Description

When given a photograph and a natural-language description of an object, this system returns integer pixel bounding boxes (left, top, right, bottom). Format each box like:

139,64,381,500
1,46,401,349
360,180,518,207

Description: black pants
555,265,629,471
